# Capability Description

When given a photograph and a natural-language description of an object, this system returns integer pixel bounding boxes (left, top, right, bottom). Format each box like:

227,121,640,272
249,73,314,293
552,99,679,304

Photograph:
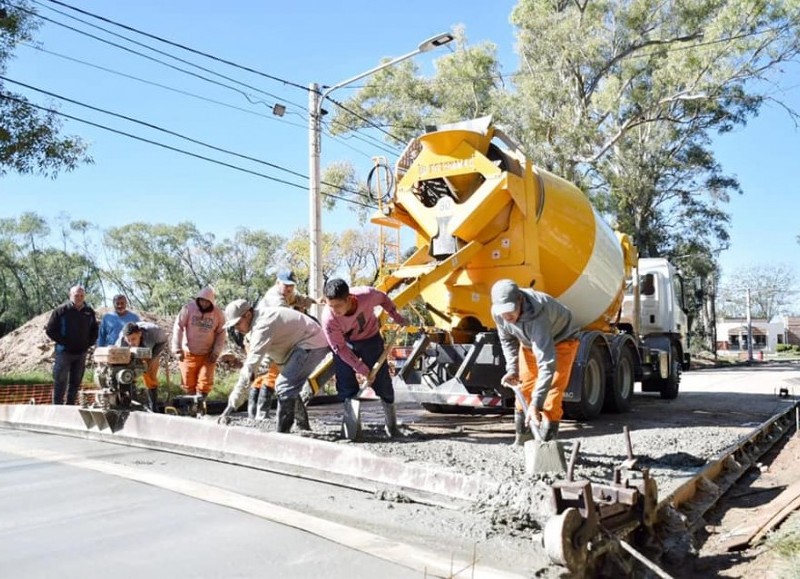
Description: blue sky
3,0,799,303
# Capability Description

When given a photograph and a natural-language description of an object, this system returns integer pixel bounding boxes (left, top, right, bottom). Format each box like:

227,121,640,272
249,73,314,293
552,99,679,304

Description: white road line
0,436,525,579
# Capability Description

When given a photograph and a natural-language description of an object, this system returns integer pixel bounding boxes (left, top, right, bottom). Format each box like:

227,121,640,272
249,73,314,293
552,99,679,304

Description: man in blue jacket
45,285,99,405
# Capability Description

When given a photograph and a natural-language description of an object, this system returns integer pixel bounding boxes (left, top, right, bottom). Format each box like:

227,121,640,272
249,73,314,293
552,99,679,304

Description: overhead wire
325,95,406,146
1,79,374,206
20,43,309,130
1,76,310,181
17,1,304,112
39,0,310,93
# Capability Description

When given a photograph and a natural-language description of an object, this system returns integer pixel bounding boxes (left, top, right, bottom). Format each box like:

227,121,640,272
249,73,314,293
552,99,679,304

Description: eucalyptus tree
0,0,91,176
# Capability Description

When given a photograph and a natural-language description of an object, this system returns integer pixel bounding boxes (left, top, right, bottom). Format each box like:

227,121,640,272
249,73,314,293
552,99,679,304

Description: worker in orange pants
491,279,580,444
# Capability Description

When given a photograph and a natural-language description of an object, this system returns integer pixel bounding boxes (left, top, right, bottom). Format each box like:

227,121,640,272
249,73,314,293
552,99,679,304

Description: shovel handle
505,383,544,442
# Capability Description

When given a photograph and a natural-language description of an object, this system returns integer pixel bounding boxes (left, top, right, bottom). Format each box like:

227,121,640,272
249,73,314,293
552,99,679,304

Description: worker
115,321,169,412
97,294,140,347
171,287,226,400
253,269,318,427
218,299,330,433
491,279,580,444
321,278,408,441
45,285,99,405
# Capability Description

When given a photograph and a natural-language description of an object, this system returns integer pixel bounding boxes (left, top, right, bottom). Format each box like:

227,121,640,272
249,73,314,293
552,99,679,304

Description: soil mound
0,309,184,375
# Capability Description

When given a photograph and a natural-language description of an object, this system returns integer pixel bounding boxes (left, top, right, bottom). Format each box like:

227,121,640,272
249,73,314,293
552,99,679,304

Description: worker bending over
321,278,407,441
218,299,329,433
491,279,580,444
116,321,169,412
250,269,317,426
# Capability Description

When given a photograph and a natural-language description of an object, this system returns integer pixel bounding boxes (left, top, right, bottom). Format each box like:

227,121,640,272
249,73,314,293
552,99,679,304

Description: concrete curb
0,404,496,506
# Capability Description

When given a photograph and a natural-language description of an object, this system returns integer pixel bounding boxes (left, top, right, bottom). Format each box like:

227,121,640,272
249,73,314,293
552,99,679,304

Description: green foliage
0,1,92,177
0,370,52,385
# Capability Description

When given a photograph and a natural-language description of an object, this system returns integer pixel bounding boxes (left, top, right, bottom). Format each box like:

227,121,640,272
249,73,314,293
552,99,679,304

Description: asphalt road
0,430,446,579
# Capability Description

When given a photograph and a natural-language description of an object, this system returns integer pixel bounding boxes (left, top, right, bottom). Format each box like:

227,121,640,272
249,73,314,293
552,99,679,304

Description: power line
31,0,306,111
16,2,302,113
0,93,373,209
22,43,309,130
326,95,406,146
40,0,310,92
2,75,310,181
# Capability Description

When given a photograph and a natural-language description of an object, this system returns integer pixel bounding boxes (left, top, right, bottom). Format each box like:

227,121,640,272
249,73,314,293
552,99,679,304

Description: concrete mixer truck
372,117,690,419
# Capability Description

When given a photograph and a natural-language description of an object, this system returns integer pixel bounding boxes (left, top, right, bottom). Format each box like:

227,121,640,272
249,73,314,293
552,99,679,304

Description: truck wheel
659,345,681,400
604,346,634,413
565,347,606,420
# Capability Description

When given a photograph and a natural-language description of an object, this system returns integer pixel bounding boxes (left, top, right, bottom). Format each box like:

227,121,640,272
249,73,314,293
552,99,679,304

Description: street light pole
307,32,454,308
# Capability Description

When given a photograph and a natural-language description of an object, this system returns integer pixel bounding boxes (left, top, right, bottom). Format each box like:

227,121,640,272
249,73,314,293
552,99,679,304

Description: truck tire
604,346,634,413
565,347,606,420
658,344,681,400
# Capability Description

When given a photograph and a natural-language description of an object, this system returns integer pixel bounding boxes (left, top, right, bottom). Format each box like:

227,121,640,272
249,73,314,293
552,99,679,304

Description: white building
715,317,785,355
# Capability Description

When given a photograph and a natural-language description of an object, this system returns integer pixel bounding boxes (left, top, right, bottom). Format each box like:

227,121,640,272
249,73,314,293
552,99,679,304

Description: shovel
507,383,567,475
356,327,408,399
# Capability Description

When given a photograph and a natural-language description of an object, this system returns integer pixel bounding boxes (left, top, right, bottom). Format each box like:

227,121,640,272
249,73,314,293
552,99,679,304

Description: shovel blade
524,440,567,475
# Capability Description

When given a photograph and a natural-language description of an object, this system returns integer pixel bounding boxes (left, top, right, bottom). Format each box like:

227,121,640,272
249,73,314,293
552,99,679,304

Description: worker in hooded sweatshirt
171,286,226,399
491,279,580,444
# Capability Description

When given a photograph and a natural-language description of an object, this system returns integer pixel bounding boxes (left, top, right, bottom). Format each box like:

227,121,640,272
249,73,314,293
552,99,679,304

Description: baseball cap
223,299,252,328
277,270,297,285
491,279,521,315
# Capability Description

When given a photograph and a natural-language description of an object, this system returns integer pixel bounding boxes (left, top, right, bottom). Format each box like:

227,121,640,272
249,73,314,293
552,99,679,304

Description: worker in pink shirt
321,278,407,441
171,286,226,399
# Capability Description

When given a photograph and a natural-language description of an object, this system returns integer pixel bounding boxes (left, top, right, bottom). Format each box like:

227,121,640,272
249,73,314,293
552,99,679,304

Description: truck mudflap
393,331,514,413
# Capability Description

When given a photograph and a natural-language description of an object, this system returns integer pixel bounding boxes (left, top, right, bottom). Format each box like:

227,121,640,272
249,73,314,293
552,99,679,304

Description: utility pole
308,82,322,314
746,287,753,363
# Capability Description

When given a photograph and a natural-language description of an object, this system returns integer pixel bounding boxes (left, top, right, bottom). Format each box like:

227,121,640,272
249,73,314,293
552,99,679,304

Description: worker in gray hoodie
491,279,580,444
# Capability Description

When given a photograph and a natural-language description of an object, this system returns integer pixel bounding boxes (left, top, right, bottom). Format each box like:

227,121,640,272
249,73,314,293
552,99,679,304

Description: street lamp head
418,32,454,53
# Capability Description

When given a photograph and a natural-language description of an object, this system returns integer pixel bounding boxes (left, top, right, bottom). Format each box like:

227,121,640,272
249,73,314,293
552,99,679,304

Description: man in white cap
218,299,330,433
491,279,580,444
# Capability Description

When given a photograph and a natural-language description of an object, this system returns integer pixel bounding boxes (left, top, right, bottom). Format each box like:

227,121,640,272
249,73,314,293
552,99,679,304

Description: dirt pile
0,309,187,375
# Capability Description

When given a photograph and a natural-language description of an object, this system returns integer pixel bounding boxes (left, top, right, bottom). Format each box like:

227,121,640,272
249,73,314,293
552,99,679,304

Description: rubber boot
255,387,273,420
540,420,560,442
341,398,362,442
294,397,311,431
511,410,534,446
276,399,295,433
382,400,400,438
147,388,159,413
247,387,259,420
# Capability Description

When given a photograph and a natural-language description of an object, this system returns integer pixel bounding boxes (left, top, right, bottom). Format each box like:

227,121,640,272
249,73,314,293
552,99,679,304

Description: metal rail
657,401,799,532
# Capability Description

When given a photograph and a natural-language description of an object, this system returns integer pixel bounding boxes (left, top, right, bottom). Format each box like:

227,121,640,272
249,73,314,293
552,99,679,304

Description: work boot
540,420,560,442
382,400,400,438
341,398,362,442
511,410,534,446
294,397,311,431
255,387,273,421
276,399,296,433
247,387,259,420
147,388,159,413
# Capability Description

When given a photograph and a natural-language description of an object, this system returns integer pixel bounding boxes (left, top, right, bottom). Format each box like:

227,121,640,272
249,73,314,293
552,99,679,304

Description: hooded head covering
195,286,216,312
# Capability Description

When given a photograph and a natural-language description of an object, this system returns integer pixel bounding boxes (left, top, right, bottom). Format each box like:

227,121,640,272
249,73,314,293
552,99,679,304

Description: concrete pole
308,83,323,314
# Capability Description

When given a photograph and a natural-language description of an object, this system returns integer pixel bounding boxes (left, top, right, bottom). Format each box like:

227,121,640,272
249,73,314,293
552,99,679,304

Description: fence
0,384,95,405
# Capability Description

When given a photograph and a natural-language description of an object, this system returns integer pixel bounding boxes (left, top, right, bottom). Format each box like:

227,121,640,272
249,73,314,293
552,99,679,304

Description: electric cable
21,43,309,130
1,76,308,180
39,0,310,92
0,93,373,208
11,3,293,113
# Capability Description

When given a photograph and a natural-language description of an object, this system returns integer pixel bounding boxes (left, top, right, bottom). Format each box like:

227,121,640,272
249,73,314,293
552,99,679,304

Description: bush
777,344,793,352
